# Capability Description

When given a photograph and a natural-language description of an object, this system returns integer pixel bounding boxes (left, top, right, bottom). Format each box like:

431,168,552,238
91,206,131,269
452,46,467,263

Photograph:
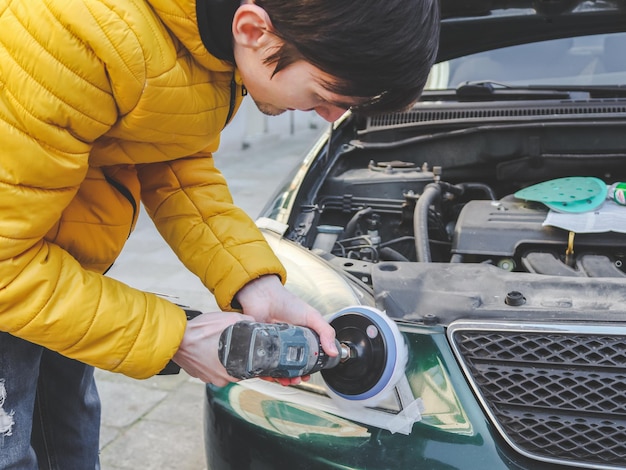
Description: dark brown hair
255,0,440,114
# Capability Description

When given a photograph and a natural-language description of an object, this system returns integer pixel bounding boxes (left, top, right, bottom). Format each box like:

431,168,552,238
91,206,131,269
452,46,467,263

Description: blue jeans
0,332,101,469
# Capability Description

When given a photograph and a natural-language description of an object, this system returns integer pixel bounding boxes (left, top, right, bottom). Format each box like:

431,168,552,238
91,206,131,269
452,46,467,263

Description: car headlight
219,226,475,439
260,225,374,315
214,324,476,439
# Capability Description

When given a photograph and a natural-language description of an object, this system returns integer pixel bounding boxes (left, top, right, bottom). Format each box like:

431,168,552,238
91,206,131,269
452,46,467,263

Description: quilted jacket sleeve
0,0,186,378
137,154,287,311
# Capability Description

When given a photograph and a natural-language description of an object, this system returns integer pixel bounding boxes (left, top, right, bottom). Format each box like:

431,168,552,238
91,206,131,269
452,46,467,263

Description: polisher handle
218,321,341,379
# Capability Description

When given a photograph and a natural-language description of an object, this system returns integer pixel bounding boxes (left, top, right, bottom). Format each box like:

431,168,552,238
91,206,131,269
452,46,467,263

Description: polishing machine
217,306,407,405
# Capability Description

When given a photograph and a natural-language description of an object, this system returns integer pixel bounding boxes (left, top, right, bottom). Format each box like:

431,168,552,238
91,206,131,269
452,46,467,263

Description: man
0,0,439,468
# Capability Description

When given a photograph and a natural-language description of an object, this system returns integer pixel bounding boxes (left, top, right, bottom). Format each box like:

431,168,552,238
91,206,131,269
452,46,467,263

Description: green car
205,2,626,468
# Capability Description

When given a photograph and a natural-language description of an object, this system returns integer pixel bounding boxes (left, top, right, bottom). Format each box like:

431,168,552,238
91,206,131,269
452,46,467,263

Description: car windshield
427,32,626,90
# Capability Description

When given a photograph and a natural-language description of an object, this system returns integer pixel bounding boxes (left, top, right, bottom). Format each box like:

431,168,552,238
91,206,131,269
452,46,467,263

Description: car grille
448,321,626,469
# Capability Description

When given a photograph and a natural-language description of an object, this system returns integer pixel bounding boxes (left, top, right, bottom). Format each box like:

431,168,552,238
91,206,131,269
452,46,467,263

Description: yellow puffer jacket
0,0,286,378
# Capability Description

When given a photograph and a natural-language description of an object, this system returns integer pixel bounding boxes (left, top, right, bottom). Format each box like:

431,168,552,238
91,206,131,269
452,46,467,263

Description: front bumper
203,325,563,470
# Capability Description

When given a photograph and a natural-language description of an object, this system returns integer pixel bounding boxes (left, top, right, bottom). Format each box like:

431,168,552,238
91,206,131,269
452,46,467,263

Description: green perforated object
514,177,608,213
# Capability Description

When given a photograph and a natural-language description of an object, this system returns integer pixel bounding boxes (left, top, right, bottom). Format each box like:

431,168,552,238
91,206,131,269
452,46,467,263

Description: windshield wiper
526,84,626,99
456,81,626,100
421,81,626,103
455,81,579,101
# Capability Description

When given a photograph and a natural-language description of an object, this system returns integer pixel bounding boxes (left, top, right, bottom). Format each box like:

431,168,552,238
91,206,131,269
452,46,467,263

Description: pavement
96,106,327,469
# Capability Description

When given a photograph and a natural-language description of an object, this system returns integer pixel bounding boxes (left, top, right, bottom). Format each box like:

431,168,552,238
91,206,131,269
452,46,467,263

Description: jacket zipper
224,76,247,128
103,174,138,237
102,174,138,275
224,77,237,128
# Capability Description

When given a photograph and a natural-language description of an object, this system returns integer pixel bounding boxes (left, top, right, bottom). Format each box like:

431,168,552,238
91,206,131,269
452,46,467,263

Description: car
204,2,626,469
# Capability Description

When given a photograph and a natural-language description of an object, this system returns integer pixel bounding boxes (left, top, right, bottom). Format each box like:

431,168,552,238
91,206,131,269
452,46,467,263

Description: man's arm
137,153,287,311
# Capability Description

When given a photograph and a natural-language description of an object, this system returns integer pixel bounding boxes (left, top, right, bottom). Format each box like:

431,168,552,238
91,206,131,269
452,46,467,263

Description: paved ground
97,108,326,469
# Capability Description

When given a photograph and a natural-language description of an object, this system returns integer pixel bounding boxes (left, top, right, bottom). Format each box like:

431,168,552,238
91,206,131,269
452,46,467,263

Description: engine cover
321,160,435,201
452,197,626,257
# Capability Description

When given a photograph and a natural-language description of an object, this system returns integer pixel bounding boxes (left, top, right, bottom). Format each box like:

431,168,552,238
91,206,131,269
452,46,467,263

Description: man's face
232,3,365,122
243,59,355,122
234,37,360,122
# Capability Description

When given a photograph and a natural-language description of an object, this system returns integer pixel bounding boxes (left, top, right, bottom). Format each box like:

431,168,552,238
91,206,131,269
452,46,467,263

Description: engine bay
289,155,626,281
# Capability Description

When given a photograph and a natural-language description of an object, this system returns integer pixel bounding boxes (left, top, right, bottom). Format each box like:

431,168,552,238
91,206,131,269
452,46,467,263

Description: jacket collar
196,0,239,63
146,0,236,72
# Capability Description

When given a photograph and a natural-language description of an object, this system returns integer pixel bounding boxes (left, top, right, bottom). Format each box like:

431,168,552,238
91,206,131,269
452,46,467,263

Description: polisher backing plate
321,306,407,406
514,176,608,213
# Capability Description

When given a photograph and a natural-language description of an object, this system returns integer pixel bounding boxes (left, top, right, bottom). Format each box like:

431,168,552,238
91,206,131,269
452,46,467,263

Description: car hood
438,0,626,61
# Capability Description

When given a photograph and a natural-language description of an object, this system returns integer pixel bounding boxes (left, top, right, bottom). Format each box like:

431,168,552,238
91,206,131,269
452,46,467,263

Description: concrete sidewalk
97,109,326,469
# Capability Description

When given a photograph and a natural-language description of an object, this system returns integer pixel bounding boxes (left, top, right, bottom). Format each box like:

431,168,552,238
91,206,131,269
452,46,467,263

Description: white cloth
543,199,626,233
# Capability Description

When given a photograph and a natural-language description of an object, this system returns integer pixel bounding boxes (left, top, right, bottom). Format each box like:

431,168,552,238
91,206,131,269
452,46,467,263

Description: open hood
438,0,626,61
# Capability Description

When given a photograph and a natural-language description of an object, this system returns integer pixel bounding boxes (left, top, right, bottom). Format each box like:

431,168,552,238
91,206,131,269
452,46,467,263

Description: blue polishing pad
514,177,607,213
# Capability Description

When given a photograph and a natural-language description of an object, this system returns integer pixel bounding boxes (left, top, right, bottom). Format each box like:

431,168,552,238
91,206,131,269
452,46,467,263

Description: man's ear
232,4,275,49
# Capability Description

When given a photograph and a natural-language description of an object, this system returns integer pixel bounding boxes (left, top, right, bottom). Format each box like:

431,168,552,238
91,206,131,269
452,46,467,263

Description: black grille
449,324,626,468
366,101,626,131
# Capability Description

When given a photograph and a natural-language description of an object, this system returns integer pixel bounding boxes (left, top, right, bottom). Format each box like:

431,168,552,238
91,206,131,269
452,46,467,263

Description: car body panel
205,320,603,469
205,326,540,470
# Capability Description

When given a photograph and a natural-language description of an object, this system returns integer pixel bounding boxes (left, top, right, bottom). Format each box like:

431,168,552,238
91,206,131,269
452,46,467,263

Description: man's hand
172,311,254,386
235,275,338,385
